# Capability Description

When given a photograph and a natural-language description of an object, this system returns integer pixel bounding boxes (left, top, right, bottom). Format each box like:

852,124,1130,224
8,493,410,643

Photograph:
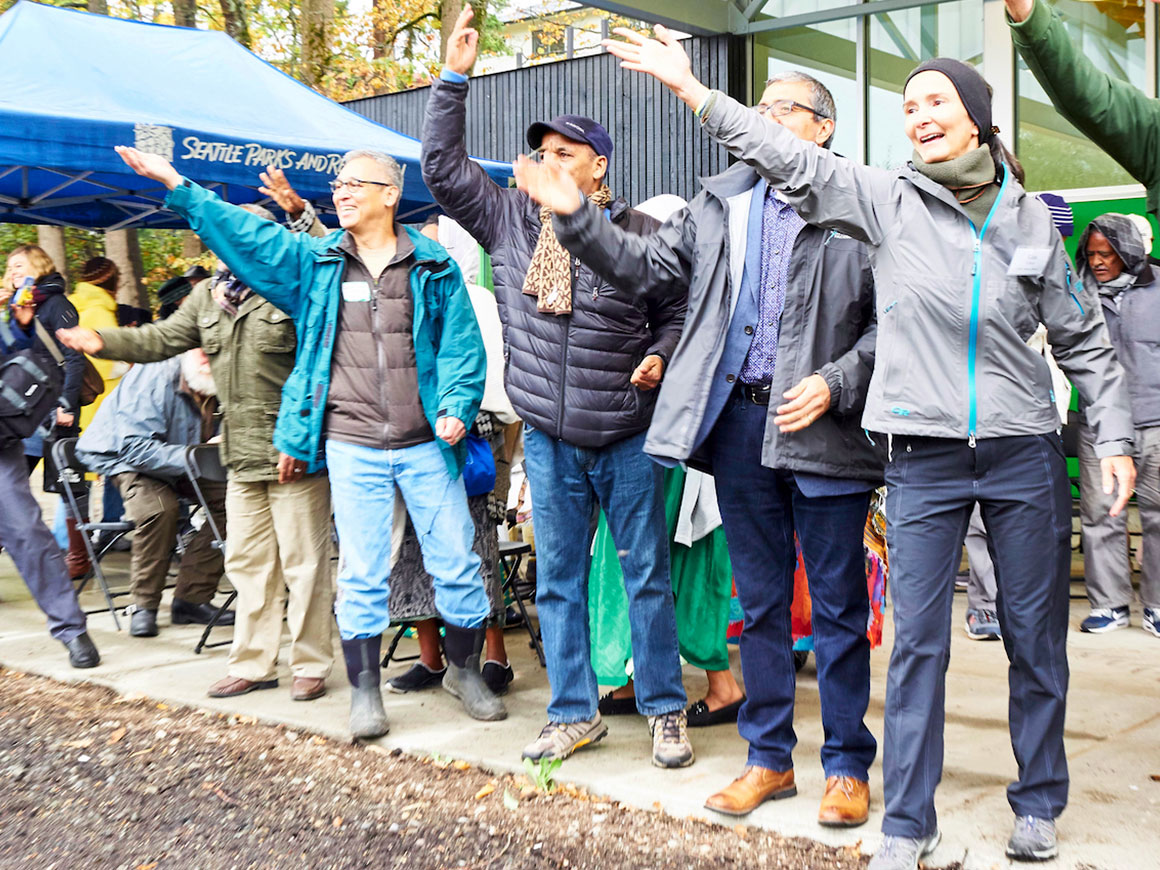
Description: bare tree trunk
219,0,252,48
300,0,335,88
440,0,463,63
86,0,108,14
105,229,148,310
372,0,389,60
181,231,204,260
173,0,196,27
35,226,68,285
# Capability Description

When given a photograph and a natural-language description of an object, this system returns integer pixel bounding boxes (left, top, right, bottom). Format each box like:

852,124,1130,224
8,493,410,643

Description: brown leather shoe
704,766,796,816
207,675,278,698
291,676,326,702
817,775,870,827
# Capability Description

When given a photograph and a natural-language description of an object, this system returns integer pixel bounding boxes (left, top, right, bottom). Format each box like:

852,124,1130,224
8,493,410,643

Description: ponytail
989,136,1024,185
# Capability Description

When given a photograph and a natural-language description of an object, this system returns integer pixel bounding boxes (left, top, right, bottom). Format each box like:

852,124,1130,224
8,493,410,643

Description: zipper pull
968,434,977,449
971,238,981,276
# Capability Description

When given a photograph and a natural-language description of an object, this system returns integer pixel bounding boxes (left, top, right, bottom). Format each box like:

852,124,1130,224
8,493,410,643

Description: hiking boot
647,709,694,769
1006,815,1057,861
341,636,389,740
868,831,941,870
522,715,607,761
442,625,507,721
964,608,1001,640
1143,607,1160,639
387,662,446,694
1080,606,1129,633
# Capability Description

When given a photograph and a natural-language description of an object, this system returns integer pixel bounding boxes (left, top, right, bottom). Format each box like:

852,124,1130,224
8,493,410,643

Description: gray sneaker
647,709,695,769
1006,815,1057,861
521,714,608,761
868,831,941,870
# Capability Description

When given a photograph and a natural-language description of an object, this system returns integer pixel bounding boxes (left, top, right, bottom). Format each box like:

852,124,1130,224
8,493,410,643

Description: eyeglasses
754,99,831,121
329,177,396,194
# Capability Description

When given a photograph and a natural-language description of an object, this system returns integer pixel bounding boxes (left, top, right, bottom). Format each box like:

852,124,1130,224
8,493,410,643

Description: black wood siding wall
345,35,747,207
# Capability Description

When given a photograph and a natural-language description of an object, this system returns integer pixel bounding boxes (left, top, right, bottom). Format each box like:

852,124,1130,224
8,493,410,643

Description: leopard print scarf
522,185,613,315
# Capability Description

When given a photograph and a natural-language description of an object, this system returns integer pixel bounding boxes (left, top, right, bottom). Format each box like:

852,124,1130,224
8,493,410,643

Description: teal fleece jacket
164,179,486,477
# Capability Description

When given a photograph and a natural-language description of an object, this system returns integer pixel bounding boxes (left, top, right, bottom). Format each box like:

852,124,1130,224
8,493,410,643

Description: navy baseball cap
526,115,613,161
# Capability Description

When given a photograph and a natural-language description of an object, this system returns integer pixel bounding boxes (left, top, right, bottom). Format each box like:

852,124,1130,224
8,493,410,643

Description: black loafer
597,689,638,716
64,631,100,668
481,660,514,695
129,608,159,637
686,696,745,727
171,598,236,626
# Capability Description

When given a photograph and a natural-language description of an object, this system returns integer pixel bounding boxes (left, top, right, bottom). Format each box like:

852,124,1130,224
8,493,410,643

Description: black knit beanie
905,58,997,144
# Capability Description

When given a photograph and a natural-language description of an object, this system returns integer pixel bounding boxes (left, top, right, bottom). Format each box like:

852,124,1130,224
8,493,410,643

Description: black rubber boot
341,635,389,739
442,624,507,721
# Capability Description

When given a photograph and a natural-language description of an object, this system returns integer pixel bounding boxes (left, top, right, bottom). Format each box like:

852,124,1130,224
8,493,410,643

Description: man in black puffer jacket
423,8,690,770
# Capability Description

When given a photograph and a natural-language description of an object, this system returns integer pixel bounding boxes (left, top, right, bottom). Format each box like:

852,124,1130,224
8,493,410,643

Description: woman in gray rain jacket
514,36,1135,870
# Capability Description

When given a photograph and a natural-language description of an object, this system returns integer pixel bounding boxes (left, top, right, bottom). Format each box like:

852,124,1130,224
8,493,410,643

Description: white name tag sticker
1007,247,1052,277
341,281,372,302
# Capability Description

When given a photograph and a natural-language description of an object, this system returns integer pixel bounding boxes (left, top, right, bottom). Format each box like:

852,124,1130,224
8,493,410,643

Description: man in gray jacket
1074,214,1160,638
77,350,233,637
516,70,883,827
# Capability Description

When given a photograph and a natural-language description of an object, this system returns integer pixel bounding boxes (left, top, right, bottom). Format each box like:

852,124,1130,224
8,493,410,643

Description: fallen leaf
332,816,343,828
311,736,327,745
733,825,748,839
135,863,158,870
1151,775,1160,782
108,727,127,745
452,760,470,771
155,703,169,710
503,789,519,811
62,739,93,749
474,781,497,800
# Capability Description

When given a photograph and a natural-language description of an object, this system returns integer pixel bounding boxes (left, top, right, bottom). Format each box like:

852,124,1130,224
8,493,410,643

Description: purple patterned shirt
739,188,806,385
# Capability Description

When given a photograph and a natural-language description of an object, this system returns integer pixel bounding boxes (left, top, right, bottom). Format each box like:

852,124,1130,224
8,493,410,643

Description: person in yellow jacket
58,258,128,577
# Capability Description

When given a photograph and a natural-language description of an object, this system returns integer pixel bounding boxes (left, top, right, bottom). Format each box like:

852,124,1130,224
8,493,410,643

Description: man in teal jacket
113,144,506,738
1006,0,1160,223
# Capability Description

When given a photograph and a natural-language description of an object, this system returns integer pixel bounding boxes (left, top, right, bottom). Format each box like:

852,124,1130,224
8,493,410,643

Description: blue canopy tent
0,1,510,229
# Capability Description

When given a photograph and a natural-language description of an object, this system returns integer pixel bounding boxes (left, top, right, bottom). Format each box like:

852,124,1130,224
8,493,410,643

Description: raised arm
1007,0,1160,190
603,26,897,245
116,146,320,319
420,8,523,252
82,283,206,364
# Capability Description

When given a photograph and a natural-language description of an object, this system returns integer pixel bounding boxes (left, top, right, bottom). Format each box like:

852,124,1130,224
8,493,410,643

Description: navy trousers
882,434,1071,838
709,392,876,779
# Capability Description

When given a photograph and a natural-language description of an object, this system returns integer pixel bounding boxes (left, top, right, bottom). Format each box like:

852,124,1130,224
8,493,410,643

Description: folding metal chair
52,437,133,631
182,444,235,653
498,538,544,666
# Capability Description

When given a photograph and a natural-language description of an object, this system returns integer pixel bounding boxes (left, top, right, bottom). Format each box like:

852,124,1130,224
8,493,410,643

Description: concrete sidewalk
2,552,1158,869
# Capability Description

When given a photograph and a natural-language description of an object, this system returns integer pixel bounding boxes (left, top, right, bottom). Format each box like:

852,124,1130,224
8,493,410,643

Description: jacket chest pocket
255,309,297,354
989,277,1039,343
198,310,224,355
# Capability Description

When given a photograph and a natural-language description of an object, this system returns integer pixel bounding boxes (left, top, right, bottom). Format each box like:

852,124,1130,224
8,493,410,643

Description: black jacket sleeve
34,296,83,412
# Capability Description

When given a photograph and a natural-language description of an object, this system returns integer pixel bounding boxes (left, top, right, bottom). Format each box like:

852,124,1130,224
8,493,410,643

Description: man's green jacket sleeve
1010,0,1160,196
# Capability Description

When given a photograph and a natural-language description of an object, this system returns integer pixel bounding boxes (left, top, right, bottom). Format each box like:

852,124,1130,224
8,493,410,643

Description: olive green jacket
96,280,298,483
1011,0,1160,222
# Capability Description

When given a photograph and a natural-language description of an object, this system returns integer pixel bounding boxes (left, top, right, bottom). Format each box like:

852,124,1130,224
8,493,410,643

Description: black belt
738,382,772,405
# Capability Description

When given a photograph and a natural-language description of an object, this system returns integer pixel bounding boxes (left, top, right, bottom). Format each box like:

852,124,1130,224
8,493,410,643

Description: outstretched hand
115,145,182,190
604,24,709,110
259,166,306,218
56,326,105,355
512,155,582,215
1003,0,1034,23
445,6,479,76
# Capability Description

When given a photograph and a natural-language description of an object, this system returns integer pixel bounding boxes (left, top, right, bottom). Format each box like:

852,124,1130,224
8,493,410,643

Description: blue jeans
523,426,685,722
882,434,1071,838
708,392,876,778
325,438,490,640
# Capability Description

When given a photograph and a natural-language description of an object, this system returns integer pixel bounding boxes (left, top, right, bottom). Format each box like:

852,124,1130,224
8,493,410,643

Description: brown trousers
114,472,227,611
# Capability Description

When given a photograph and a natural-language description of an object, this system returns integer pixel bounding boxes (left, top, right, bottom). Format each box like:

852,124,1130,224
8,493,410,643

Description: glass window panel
753,19,859,159
1016,0,1147,191
867,0,984,169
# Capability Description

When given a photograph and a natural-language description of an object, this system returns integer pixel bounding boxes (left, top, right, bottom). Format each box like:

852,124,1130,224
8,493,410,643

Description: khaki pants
115,472,226,611
225,474,335,681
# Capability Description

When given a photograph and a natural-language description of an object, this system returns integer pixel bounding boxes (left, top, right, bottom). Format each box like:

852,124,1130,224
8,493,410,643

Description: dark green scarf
912,145,999,227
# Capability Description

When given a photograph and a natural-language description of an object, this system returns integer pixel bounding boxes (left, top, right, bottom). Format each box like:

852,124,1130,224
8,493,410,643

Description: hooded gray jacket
697,91,1133,457
555,162,884,480
1077,215,1160,429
